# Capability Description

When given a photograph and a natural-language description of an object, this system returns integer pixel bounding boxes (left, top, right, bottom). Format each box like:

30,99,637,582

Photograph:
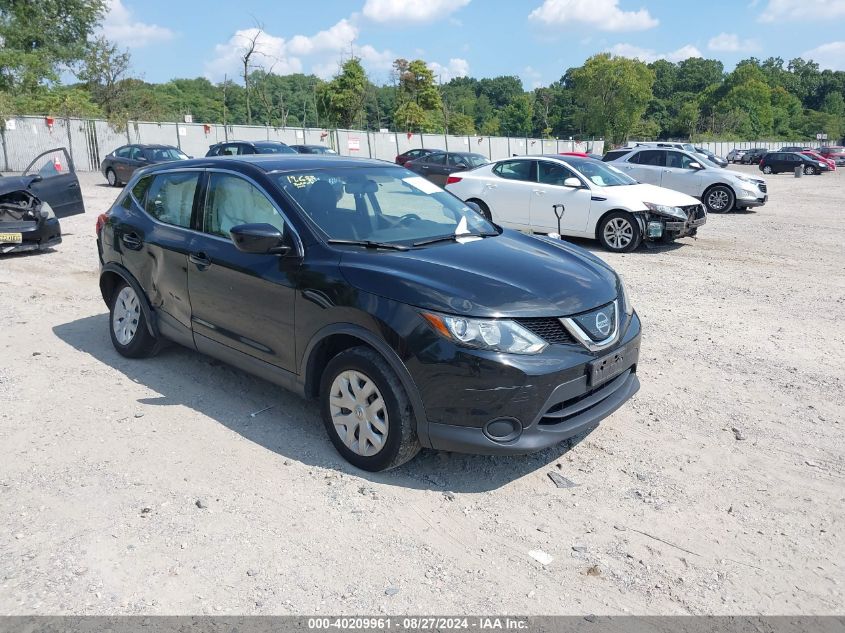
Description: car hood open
338,230,619,318
0,175,37,197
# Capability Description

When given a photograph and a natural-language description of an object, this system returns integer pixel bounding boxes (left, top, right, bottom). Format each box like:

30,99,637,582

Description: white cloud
608,43,702,63
205,19,393,81
707,32,760,53
363,0,471,24
428,58,470,82
529,0,658,32
522,66,543,89
802,41,845,70
760,0,845,21
101,0,174,47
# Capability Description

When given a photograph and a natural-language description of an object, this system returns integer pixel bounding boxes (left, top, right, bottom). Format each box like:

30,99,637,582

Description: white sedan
445,155,706,252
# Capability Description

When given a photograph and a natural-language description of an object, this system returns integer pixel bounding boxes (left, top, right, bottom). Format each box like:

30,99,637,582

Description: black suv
206,140,297,157
96,156,641,470
759,152,829,175
740,148,768,164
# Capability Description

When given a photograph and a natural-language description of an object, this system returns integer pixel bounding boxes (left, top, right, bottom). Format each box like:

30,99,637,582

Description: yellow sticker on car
0,232,23,244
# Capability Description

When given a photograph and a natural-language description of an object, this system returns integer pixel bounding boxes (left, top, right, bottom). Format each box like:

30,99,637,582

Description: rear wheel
109,282,160,358
704,185,735,213
598,212,641,253
320,346,421,471
762,165,773,174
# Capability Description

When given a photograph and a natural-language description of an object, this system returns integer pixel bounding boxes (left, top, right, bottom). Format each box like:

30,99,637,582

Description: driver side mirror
230,223,295,256
455,163,468,170
563,177,582,188
689,162,702,170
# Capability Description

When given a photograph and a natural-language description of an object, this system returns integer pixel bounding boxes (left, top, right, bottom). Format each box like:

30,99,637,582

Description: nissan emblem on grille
595,311,611,336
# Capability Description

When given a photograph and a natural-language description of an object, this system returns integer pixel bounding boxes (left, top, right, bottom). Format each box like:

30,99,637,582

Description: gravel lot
1,165,843,615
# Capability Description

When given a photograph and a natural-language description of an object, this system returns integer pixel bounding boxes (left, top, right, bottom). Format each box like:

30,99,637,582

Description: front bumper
642,204,706,241
411,313,642,455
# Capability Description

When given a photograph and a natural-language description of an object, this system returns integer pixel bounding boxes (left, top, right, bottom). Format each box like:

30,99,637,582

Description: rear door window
636,150,665,166
427,153,447,165
144,172,200,228
493,160,534,181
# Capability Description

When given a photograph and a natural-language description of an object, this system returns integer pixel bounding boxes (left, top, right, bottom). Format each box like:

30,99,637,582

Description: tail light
446,175,463,185
95,213,109,236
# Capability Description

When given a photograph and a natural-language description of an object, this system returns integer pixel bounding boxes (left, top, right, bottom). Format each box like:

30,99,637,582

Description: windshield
567,158,638,187
275,166,497,245
146,148,189,161
462,154,490,168
255,143,297,154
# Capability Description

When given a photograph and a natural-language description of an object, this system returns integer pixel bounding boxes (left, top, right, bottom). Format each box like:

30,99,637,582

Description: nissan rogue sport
95,155,641,471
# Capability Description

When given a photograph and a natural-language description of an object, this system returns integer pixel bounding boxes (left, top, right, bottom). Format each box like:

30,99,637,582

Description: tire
468,198,492,221
762,165,773,174
704,185,735,213
106,168,119,187
320,346,421,472
804,165,817,175
597,211,641,253
108,282,160,358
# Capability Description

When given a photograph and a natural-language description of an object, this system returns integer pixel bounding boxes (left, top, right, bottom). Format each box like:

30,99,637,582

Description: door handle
189,252,211,269
533,190,545,195
485,183,497,189
121,232,142,250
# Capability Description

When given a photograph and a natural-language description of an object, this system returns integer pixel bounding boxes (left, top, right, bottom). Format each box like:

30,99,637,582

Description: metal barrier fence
0,115,608,173
3,113,824,174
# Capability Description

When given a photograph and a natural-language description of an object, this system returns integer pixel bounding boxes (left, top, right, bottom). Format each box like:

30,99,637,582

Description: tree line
2,0,843,145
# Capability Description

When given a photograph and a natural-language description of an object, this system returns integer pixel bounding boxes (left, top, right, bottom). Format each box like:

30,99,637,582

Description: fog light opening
483,417,523,443
647,221,664,238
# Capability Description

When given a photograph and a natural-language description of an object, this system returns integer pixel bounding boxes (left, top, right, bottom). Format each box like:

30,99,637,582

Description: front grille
516,317,575,345
682,204,706,221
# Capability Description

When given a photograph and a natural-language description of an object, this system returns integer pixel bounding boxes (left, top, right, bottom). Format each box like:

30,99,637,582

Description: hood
603,182,700,208
0,175,37,197
339,230,619,318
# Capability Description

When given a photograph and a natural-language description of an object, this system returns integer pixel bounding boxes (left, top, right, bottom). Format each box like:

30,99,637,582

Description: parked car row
100,141,336,186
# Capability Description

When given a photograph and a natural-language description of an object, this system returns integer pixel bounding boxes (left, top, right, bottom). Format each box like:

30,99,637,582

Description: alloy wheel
328,370,389,457
603,217,633,250
707,189,730,211
107,170,116,186
112,286,140,346
804,165,815,175
763,166,772,174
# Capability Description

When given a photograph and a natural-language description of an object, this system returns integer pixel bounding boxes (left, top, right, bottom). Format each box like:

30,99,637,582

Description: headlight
618,276,634,316
643,201,686,220
421,312,547,354
39,202,56,220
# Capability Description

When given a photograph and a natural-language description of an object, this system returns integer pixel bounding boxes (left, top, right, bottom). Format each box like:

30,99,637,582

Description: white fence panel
488,137,511,160
371,131,399,161
335,129,370,157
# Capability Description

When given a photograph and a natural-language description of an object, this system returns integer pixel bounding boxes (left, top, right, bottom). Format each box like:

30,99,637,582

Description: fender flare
299,323,433,448
99,262,158,338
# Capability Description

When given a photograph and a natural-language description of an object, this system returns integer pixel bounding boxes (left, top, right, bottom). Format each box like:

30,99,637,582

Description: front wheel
106,168,119,187
109,282,160,358
804,165,817,175
597,212,641,253
704,185,735,213
762,165,773,174
320,346,421,472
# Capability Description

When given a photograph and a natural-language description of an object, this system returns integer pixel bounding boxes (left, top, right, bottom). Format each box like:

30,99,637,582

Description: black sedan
740,148,768,164
101,144,189,186
95,154,640,471
1,148,85,254
405,151,489,185
206,140,296,157
395,148,439,166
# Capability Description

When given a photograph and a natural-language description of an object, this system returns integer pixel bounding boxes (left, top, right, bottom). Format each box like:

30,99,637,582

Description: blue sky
101,0,845,87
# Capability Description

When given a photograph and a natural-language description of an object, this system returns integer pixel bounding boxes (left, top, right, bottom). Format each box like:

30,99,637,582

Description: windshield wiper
412,231,499,247
327,239,409,251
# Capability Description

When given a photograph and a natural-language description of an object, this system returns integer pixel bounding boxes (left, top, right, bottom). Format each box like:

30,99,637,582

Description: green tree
447,112,475,135
75,36,131,118
718,79,773,137
571,53,654,145
0,0,106,92
317,57,368,129
392,58,441,131
500,93,533,136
